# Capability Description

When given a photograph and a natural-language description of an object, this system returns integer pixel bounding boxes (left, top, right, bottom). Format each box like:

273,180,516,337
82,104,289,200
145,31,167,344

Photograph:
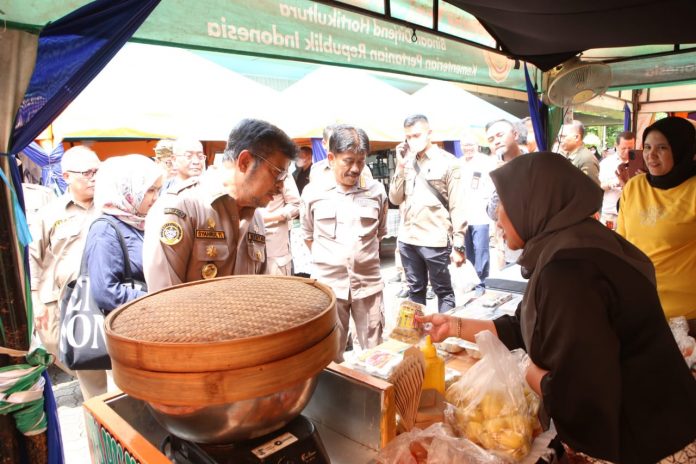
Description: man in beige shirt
143,119,296,291
260,175,301,276
301,125,388,361
558,120,600,186
29,145,101,373
165,137,206,191
389,114,466,313
310,123,373,184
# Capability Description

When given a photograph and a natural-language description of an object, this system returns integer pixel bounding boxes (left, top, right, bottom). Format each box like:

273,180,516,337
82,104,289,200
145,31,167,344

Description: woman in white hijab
76,154,163,400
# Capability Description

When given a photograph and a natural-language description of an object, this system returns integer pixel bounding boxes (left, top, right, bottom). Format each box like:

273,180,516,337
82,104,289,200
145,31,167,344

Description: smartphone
626,149,646,178
471,171,481,190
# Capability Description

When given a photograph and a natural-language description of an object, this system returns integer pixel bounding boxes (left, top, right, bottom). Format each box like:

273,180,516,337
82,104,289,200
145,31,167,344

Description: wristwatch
453,245,466,254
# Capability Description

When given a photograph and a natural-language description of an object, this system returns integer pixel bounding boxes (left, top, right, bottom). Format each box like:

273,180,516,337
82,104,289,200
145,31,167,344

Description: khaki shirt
389,146,466,248
567,146,600,186
143,178,267,292
29,193,97,304
301,176,388,300
260,176,300,265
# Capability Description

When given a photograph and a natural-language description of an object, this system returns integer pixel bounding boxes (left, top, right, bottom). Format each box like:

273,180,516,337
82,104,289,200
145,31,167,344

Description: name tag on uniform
247,232,265,244
164,208,187,219
195,229,225,239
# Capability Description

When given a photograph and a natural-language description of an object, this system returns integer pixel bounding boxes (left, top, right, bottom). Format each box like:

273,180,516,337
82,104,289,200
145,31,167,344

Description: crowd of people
23,114,695,462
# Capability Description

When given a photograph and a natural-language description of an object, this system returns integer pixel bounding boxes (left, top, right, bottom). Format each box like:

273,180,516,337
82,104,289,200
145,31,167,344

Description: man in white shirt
459,133,495,295
599,131,635,228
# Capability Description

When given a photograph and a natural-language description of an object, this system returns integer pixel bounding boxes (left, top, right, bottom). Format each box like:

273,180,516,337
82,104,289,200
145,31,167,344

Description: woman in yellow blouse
617,117,696,320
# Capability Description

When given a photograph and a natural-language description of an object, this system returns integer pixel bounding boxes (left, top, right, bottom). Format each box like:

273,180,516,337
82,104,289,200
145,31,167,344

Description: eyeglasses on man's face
67,169,99,179
177,151,207,161
256,154,288,181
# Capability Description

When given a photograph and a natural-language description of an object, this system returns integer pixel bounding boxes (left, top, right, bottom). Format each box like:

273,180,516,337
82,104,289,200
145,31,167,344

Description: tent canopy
410,81,517,140
52,43,279,141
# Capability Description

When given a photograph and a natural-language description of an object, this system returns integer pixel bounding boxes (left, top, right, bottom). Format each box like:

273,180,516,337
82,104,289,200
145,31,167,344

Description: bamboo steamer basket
105,275,336,373
111,325,340,406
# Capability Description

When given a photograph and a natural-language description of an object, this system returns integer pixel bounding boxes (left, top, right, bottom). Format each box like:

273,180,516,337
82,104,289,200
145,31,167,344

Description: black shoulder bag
58,216,144,370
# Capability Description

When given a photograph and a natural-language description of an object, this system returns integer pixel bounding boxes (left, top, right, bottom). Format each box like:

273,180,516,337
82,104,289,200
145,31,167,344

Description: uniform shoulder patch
160,222,183,245
163,207,187,219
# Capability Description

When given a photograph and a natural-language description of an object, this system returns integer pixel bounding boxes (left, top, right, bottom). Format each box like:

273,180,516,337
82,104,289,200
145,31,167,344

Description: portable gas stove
160,415,330,464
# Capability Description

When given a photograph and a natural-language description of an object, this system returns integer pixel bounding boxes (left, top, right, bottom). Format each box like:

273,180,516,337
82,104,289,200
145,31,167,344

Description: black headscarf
642,116,696,190
490,152,655,349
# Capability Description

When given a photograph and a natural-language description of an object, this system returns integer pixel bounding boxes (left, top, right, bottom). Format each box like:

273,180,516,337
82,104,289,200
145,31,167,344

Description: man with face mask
143,119,297,291
301,125,388,361
389,114,466,313
29,145,101,373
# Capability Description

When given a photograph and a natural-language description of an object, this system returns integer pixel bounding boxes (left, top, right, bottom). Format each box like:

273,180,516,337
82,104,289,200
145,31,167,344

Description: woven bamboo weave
110,276,331,343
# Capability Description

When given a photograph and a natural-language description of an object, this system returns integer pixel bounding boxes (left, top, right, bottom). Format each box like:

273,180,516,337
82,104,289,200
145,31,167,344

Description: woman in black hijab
617,116,696,321
418,152,696,463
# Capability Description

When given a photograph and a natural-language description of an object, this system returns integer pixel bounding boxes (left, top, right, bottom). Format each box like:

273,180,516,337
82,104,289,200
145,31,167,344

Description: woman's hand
415,314,456,342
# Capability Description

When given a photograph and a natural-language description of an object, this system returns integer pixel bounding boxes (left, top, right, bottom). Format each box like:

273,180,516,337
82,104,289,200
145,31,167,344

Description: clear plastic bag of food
389,300,426,345
444,331,539,462
669,316,696,369
376,423,504,464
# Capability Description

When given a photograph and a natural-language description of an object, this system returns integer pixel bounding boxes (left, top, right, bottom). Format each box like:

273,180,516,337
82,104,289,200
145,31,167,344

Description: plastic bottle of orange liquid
421,335,445,394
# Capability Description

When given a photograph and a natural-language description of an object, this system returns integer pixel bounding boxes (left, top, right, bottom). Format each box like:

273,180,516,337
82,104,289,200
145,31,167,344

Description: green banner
132,0,528,90
608,50,696,89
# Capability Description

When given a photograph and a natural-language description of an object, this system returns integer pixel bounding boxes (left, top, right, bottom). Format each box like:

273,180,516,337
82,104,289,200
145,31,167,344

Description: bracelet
456,318,462,339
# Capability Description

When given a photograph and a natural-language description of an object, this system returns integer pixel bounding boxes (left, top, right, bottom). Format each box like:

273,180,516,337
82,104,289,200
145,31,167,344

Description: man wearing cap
29,145,101,373
154,138,177,184
301,125,388,360
143,119,297,291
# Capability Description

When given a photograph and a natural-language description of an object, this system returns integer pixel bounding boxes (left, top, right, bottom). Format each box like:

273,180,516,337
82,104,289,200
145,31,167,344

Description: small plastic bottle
421,335,445,394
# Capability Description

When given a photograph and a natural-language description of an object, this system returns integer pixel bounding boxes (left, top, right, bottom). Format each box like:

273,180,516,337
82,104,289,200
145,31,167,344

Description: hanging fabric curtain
3,2,160,463
21,142,67,193
311,138,327,162
443,141,463,158
524,63,547,151
11,0,161,158
624,103,632,132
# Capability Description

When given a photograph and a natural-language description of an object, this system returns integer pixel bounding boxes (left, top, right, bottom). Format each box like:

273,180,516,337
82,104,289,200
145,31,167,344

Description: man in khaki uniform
310,123,373,184
389,114,466,313
260,175,301,276
143,119,297,291
153,138,177,182
29,145,101,372
301,125,388,361
558,120,600,186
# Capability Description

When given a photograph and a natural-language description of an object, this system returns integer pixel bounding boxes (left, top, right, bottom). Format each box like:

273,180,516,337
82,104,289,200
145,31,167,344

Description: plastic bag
669,317,696,370
389,300,426,344
376,423,504,464
444,331,539,462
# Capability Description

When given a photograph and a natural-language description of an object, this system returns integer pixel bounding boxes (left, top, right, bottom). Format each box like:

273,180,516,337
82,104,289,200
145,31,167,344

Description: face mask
408,138,427,154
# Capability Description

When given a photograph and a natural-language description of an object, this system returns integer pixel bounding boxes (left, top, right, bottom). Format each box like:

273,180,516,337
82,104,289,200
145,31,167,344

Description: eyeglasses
67,169,99,179
177,151,207,161
256,155,288,181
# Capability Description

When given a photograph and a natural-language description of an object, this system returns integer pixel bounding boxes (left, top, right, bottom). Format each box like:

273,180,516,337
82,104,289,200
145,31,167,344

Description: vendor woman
418,152,696,464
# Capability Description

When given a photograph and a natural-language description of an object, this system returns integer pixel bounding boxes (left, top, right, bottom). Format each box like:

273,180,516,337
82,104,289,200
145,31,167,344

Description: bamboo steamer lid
112,326,340,405
105,275,336,373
